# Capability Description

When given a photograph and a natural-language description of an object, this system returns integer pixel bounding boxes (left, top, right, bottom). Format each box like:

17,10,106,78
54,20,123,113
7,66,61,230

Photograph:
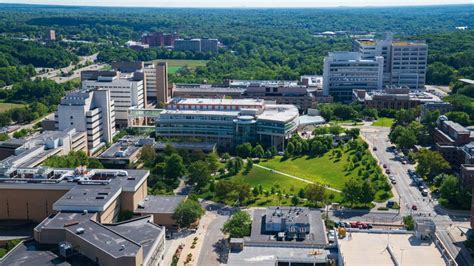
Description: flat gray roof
227,246,330,266
247,208,327,248
105,217,164,259
134,195,186,214
36,212,142,258
0,240,95,266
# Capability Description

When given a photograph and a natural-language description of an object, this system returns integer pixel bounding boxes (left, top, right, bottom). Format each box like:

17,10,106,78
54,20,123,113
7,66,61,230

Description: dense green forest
0,4,473,85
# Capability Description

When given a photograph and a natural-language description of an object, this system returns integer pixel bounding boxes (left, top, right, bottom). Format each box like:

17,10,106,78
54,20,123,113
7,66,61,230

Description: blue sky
0,0,472,7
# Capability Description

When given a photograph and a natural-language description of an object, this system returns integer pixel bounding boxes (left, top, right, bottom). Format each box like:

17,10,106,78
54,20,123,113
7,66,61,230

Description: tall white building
81,71,145,126
55,90,115,155
323,52,384,102
353,33,427,90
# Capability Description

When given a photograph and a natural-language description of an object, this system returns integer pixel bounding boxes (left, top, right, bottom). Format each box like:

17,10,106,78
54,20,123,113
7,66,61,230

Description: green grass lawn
232,166,308,191
213,166,341,207
152,59,208,74
259,153,354,191
372,117,395,127
0,102,26,112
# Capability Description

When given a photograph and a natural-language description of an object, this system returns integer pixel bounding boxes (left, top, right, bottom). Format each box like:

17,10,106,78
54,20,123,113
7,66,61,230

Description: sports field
153,59,208,74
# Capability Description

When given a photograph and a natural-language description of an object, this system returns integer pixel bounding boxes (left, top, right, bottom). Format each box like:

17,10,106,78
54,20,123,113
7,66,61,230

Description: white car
328,230,336,242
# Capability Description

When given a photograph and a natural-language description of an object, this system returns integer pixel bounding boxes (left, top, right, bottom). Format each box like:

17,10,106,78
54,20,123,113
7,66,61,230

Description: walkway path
253,163,342,193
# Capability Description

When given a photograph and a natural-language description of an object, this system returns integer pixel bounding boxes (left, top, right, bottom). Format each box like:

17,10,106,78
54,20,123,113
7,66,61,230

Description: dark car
385,169,391,174
373,147,378,151
412,205,418,211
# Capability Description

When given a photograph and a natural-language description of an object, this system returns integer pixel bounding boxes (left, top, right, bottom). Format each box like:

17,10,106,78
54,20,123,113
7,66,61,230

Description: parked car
350,222,358,228
367,223,373,229
391,180,397,184
373,147,378,151
383,164,388,169
385,169,391,174
421,189,429,197
389,175,396,181
412,205,418,211
328,230,336,243
418,185,425,191
277,151,285,156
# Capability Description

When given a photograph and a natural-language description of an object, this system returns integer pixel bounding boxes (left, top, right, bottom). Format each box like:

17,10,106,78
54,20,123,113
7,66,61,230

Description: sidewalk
176,211,217,265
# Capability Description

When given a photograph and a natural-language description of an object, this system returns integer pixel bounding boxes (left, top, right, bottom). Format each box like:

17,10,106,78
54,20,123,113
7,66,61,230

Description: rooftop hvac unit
59,241,73,258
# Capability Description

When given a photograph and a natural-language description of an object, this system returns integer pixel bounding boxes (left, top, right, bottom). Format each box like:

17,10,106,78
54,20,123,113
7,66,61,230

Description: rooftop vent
75,227,85,234
96,196,105,200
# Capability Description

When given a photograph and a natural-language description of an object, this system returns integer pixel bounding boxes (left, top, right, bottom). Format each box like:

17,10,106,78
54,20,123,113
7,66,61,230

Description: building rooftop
338,232,445,266
134,195,186,214
256,104,299,123
246,207,327,248
35,212,159,259
227,246,330,266
98,136,148,160
169,98,266,107
0,240,95,266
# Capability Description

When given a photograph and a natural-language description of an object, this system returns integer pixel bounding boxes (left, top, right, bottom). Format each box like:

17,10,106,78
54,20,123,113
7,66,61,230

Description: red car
412,205,418,211
350,222,358,228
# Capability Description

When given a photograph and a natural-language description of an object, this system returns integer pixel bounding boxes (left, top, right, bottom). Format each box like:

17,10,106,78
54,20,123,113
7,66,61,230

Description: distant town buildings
124,40,149,51
323,52,384,102
174,38,219,53
353,85,442,110
81,70,145,127
55,90,116,155
173,78,329,112
156,98,299,150
110,61,171,106
45,29,56,41
323,33,428,102
141,31,179,47
353,33,428,90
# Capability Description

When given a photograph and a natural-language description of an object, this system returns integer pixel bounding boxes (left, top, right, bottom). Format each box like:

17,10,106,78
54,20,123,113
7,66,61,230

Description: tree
164,153,187,179
236,143,252,158
252,144,265,158
439,175,458,204
285,142,295,156
222,211,251,238
140,145,156,167
244,159,253,174
342,178,363,207
413,149,450,179
446,111,471,126
359,181,375,206
345,128,360,139
172,199,204,228
291,195,300,206
305,184,327,204
188,161,211,189
206,152,219,172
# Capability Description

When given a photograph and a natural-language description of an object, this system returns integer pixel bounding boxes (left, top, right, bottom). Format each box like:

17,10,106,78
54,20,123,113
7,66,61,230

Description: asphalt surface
196,201,238,266
361,124,473,266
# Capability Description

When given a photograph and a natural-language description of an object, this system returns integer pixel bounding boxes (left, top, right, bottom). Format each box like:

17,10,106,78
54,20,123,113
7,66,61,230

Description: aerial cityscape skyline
0,3,472,266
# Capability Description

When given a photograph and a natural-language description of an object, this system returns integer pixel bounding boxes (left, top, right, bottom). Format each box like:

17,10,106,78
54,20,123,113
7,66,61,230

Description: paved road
196,201,238,266
361,124,473,266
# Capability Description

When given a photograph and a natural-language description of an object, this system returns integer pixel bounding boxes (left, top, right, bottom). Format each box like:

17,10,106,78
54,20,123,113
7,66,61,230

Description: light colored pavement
253,163,342,193
361,124,473,266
